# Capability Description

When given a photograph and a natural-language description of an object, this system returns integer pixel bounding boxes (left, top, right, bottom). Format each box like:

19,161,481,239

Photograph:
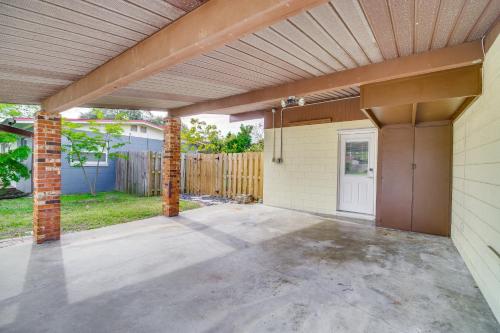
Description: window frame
69,145,109,167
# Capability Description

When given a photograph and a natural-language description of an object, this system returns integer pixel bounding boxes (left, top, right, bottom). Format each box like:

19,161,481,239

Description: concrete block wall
263,119,373,215
451,35,500,321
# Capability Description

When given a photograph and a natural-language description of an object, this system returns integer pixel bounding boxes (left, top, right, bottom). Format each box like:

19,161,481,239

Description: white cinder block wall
451,35,500,321
263,119,373,215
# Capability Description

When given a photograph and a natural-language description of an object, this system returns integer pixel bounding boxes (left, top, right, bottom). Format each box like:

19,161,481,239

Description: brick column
162,117,181,217
33,112,62,244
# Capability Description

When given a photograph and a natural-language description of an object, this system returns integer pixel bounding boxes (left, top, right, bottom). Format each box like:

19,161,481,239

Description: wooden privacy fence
116,151,162,197
183,152,263,200
116,151,263,199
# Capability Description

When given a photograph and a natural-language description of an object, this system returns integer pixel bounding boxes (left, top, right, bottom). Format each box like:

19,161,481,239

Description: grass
0,191,200,239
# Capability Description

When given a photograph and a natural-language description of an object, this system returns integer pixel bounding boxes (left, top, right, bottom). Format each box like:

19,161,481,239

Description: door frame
336,127,378,220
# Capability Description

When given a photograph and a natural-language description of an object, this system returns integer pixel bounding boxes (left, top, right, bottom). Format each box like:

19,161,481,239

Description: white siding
263,119,373,215
77,123,164,140
452,35,500,321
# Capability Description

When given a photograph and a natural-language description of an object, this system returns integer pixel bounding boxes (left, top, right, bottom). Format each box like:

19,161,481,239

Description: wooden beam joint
361,108,381,129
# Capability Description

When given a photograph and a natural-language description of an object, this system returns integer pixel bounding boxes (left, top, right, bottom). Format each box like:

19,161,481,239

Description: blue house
12,118,164,194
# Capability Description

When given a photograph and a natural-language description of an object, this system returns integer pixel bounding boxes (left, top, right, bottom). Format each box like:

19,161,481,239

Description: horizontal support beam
42,0,328,113
0,124,33,137
287,117,331,127
229,110,266,122
360,64,482,109
170,41,483,117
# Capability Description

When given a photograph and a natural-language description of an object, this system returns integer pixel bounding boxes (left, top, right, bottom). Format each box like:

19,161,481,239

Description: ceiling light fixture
280,96,306,108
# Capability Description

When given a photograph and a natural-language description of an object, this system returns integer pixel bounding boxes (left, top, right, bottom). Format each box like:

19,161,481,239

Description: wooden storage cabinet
376,123,452,236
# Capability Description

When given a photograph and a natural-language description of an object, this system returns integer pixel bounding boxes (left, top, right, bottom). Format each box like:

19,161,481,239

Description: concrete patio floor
0,204,498,332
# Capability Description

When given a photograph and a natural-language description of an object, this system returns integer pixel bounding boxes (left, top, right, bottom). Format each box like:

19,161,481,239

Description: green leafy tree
222,125,253,153
80,108,165,125
0,103,38,119
181,118,223,153
0,104,32,189
61,109,128,196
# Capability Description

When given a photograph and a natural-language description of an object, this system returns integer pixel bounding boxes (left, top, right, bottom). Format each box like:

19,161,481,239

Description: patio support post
33,111,62,244
162,116,181,217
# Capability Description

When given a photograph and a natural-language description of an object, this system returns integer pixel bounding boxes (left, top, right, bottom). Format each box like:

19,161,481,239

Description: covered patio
1,204,497,332
1,0,500,329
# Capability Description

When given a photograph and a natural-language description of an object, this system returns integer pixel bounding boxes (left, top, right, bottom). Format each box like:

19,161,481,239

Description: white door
338,130,376,215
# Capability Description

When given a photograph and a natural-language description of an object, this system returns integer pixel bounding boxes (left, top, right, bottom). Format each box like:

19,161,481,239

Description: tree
61,109,128,196
80,108,165,125
0,104,32,189
247,123,264,152
0,103,38,119
181,118,223,153
222,125,253,153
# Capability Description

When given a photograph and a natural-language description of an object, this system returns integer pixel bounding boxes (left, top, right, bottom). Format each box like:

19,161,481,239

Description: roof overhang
0,1,498,117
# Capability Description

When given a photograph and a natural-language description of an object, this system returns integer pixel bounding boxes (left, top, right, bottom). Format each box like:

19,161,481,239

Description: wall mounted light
279,96,306,108
273,96,306,164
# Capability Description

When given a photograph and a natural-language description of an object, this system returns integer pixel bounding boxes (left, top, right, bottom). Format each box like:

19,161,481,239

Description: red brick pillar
33,112,62,244
162,117,181,217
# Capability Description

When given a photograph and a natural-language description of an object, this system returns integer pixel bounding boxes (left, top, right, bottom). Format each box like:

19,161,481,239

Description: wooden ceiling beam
41,0,329,113
411,103,417,126
361,109,381,129
0,124,33,137
360,64,482,109
451,96,478,122
229,110,266,122
169,41,483,117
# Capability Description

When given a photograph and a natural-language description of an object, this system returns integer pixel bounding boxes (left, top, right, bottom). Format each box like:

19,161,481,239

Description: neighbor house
12,118,164,194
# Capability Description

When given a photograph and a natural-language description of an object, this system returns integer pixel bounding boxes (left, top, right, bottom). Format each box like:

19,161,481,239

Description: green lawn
0,191,200,239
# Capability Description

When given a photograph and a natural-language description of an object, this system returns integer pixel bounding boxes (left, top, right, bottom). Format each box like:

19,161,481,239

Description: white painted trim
337,127,378,135
70,159,108,167
336,127,378,216
335,210,375,221
70,147,109,167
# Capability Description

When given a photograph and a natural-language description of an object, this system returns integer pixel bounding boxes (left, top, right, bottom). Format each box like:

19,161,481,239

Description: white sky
61,107,263,136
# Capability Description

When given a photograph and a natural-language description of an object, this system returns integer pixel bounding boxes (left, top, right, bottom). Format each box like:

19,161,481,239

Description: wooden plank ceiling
0,0,206,107
0,0,498,113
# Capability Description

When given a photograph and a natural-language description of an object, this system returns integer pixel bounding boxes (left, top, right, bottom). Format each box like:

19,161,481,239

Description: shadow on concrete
174,215,252,250
1,218,497,332
6,242,68,332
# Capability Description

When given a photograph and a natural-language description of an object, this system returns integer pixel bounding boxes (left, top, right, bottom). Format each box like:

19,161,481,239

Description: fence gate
116,151,162,197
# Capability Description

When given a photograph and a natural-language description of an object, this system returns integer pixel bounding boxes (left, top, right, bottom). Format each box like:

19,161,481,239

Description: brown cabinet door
377,126,414,231
412,124,452,236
